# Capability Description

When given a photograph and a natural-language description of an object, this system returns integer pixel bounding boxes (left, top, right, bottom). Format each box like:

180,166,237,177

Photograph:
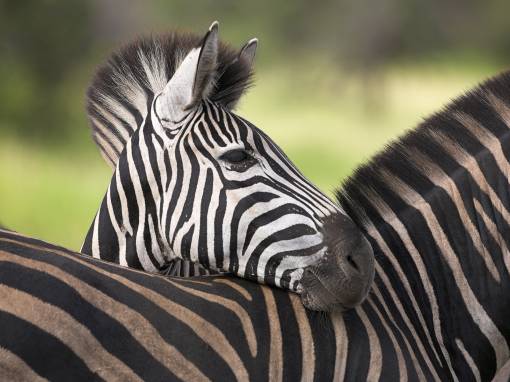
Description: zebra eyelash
220,149,258,171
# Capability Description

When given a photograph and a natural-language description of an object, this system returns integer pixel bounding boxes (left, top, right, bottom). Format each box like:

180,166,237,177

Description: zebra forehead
86,30,254,169
186,103,257,145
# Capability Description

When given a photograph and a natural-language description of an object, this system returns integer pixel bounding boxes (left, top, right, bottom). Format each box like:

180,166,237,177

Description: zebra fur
1,138,509,382
85,25,252,280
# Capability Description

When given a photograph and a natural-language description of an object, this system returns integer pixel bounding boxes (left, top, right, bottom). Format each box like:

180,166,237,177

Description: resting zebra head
81,22,374,311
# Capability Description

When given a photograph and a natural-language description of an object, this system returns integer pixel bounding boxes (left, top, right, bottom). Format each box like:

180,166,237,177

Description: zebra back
3,223,507,380
0,228,341,381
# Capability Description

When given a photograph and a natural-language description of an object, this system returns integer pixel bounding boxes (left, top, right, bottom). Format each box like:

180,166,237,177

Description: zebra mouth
299,254,372,312
299,268,349,312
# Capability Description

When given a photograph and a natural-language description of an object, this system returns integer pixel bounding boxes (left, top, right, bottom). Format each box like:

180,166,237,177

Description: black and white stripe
80,22,373,308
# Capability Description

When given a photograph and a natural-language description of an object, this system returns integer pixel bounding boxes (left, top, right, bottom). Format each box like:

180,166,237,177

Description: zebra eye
221,149,251,164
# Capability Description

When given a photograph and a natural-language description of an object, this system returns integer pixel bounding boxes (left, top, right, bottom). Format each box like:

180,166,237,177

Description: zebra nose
300,227,374,311
299,212,375,312
323,213,374,279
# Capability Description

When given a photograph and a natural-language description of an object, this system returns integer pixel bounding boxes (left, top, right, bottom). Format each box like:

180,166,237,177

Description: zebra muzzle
300,213,375,312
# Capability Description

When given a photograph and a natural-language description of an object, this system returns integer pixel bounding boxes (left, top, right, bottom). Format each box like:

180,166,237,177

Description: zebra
2,69,510,382
80,22,375,312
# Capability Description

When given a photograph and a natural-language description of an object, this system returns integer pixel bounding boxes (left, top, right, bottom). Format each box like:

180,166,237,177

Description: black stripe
0,310,99,381
0,261,176,381
1,242,237,380
198,168,214,268
242,203,313,255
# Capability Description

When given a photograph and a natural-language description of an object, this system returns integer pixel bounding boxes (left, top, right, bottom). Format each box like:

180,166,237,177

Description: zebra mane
86,31,254,168
337,70,510,229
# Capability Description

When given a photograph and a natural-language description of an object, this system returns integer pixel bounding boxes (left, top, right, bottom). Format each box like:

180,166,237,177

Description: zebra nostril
346,254,360,272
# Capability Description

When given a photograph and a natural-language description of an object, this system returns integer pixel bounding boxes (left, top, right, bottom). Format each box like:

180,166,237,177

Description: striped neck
83,118,169,270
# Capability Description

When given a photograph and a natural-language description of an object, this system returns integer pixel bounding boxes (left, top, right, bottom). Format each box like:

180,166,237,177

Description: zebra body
1,229,378,381
81,22,375,312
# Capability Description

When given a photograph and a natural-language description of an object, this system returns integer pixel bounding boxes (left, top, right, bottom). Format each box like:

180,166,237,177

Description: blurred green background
0,0,509,250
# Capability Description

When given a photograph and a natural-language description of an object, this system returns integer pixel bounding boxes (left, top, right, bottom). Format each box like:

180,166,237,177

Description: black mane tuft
86,30,254,167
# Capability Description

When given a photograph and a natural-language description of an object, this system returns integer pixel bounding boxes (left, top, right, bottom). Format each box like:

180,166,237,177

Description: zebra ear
220,38,258,110
239,38,257,67
155,21,219,124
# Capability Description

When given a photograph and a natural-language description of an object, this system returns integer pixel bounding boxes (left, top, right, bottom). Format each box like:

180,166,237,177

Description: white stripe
455,338,481,382
126,141,158,272
368,298,408,382
357,305,382,381
91,210,101,259
105,185,127,266
115,166,133,236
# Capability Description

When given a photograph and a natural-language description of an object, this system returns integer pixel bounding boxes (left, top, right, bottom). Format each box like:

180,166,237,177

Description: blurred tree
0,0,94,140
1,0,510,141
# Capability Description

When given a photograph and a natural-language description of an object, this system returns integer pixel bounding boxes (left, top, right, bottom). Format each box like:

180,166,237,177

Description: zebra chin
299,213,375,312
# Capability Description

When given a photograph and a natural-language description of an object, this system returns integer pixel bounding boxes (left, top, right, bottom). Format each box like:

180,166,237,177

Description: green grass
0,137,110,250
0,62,500,250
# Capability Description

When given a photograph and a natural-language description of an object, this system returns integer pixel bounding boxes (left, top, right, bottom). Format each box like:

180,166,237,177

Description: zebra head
83,22,374,311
